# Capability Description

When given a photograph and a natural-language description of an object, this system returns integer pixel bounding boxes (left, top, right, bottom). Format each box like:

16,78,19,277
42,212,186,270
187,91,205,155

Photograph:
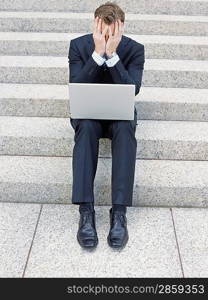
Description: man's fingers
93,16,98,32
97,17,102,34
114,20,119,36
102,25,109,36
119,20,124,35
108,26,112,37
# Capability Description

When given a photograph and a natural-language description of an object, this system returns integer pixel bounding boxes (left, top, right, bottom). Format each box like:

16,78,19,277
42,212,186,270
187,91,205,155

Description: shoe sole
107,234,129,249
77,234,98,249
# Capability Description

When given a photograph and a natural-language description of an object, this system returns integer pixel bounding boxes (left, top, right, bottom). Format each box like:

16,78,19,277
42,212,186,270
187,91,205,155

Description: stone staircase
0,0,208,207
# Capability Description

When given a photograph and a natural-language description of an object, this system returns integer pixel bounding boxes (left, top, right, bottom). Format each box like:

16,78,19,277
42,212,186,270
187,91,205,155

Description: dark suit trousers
69,107,138,207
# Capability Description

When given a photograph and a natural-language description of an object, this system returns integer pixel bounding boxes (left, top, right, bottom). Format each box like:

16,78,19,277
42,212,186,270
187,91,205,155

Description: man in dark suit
68,1,145,249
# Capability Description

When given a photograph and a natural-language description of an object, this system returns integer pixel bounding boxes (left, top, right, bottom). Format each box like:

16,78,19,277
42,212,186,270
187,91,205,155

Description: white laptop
68,83,135,120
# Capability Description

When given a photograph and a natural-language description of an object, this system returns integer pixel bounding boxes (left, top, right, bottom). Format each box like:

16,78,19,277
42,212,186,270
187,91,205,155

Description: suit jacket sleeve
108,44,145,96
68,39,101,83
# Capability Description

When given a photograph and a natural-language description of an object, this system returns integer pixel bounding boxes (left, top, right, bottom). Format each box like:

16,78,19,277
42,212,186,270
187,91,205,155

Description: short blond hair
94,1,125,24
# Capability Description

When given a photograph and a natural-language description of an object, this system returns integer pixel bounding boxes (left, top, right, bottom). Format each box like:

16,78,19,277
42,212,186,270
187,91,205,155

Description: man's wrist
92,50,106,66
106,51,116,58
95,49,105,57
105,52,120,67
92,49,119,67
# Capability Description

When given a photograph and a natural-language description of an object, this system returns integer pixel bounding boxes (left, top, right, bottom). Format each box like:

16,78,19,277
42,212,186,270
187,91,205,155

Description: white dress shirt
92,50,120,67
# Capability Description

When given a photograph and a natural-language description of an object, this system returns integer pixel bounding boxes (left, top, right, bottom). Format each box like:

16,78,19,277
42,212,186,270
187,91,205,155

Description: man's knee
71,118,102,134
115,120,136,132
79,119,100,131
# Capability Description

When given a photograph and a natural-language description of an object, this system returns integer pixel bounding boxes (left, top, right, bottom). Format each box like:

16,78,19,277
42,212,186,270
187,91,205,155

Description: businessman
68,1,145,249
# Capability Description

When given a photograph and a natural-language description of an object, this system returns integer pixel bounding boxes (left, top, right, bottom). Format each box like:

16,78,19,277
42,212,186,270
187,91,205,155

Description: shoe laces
111,211,126,226
80,211,94,226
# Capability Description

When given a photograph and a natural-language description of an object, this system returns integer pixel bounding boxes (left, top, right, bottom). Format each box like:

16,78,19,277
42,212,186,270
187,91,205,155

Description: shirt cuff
105,53,120,67
92,50,106,66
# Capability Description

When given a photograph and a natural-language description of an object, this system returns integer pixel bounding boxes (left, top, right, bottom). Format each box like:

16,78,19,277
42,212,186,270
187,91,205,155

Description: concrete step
0,12,207,36
0,32,207,60
1,84,208,121
0,0,207,16
137,87,208,121
1,155,208,207
2,116,208,160
0,83,70,117
0,56,207,88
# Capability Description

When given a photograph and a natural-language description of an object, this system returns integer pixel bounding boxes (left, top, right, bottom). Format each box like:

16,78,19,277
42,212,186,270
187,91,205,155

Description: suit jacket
68,33,145,96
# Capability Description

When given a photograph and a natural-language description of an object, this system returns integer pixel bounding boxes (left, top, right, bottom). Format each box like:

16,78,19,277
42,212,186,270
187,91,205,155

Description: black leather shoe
107,208,129,249
77,209,98,249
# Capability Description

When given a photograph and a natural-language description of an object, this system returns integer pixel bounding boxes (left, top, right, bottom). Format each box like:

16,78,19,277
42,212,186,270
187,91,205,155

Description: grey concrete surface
0,202,40,277
0,55,207,88
24,205,182,277
1,84,208,122
0,203,207,278
3,116,208,160
172,208,208,277
1,156,208,207
0,32,207,60
0,0,207,15
0,12,207,35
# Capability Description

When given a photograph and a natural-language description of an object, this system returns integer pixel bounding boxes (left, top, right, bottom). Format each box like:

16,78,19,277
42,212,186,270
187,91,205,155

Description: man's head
94,1,125,40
